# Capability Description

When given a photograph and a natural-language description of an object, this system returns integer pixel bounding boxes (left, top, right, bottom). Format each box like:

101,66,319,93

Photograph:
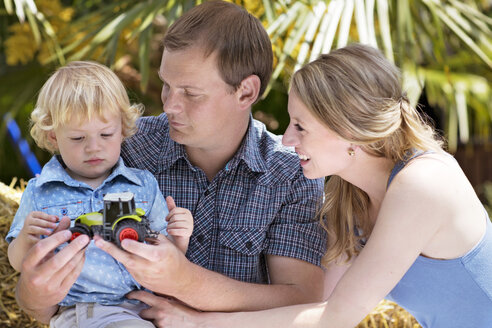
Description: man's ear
48,131,58,148
237,75,261,111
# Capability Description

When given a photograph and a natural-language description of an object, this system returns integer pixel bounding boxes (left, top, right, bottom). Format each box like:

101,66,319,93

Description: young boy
6,61,193,327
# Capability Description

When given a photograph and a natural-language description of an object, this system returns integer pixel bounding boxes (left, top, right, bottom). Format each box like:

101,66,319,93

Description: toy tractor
70,192,157,247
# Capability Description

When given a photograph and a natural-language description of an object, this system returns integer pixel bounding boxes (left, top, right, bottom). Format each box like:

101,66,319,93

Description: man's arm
96,165,325,311
96,235,324,311
15,219,89,323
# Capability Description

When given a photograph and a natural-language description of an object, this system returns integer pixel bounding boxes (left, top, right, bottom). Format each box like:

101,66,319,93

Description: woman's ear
236,75,261,111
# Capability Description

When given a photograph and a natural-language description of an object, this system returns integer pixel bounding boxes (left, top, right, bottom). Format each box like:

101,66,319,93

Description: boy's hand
18,211,59,244
165,196,194,239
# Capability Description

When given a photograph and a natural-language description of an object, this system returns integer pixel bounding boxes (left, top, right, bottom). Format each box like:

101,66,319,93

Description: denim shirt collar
35,156,144,189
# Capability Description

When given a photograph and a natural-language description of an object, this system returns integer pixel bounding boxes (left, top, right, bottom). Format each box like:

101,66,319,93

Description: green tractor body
70,192,156,247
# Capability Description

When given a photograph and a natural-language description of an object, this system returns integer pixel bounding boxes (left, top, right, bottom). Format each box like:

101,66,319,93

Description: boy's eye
101,133,113,138
294,123,305,132
70,137,84,141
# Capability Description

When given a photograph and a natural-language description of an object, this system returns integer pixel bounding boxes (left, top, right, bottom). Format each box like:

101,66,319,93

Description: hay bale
0,180,48,327
0,181,420,327
358,300,421,328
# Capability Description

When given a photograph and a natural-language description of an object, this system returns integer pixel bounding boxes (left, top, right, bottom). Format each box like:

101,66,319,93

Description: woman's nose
282,125,298,147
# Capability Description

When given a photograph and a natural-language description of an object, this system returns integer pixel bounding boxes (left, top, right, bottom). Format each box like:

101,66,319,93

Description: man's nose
163,90,182,114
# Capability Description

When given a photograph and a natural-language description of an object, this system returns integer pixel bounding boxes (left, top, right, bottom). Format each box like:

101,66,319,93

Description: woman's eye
101,134,113,138
294,123,305,132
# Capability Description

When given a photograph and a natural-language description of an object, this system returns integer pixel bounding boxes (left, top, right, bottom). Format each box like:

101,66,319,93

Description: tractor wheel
114,220,146,247
70,224,92,241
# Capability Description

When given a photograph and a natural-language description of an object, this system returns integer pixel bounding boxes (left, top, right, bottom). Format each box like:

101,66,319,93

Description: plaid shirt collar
157,115,267,174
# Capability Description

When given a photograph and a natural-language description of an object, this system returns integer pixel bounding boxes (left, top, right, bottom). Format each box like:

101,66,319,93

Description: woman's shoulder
392,152,462,187
387,151,476,211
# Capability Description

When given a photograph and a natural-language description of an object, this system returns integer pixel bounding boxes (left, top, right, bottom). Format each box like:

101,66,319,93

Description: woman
129,43,492,327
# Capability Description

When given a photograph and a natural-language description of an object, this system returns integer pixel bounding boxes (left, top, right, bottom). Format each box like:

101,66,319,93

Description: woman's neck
341,153,394,212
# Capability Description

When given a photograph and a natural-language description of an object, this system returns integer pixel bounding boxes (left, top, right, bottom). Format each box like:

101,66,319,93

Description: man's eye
185,92,199,98
294,124,305,132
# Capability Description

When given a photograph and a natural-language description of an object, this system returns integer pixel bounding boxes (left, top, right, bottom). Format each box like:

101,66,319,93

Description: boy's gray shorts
49,302,155,328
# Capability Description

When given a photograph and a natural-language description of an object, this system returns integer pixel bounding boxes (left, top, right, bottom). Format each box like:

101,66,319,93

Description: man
15,1,326,324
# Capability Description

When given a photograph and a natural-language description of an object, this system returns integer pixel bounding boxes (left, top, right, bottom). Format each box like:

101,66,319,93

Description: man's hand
16,217,90,323
94,232,192,297
128,290,203,328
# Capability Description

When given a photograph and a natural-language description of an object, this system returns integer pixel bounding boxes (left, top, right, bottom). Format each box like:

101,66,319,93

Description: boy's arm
8,236,31,271
8,211,59,271
7,183,58,271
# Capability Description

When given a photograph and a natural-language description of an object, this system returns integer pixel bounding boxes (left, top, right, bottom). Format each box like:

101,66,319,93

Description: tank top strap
386,150,431,189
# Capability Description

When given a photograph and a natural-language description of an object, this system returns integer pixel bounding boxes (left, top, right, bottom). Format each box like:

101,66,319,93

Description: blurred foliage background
0,0,491,210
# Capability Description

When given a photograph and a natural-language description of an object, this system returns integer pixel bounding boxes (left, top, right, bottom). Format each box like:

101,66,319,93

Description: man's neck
186,121,249,182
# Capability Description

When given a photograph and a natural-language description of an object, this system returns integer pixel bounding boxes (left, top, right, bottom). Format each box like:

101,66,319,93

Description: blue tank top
385,152,492,327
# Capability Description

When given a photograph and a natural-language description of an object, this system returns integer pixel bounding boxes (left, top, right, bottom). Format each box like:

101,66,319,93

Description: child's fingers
167,216,193,227
167,223,191,232
28,211,59,222
27,217,58,229
25,225,54,236
166,227,192,237
166,196,177,212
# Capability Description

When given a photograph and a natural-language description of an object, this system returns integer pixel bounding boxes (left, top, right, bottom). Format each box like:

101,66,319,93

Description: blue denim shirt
7,156,169,305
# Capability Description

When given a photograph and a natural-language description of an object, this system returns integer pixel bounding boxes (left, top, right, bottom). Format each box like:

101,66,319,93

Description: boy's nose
85,137,101,152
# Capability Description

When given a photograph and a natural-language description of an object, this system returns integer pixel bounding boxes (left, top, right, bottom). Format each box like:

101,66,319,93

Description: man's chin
169,129,191,146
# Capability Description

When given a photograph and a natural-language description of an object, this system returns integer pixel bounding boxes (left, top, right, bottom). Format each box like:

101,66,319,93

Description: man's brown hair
163,1,273,99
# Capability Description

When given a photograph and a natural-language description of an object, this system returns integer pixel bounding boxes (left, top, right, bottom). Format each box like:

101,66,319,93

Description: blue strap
386,150,428,189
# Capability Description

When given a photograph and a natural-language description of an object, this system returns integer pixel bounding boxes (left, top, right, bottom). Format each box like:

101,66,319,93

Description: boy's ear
237,75,261,111
48,131,58,148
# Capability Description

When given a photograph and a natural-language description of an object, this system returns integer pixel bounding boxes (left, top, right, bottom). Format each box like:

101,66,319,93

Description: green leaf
337,0,354,48
138,24,152,92
376,0,393,62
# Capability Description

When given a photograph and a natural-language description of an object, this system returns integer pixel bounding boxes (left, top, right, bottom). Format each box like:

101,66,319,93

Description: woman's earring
348,148,355,156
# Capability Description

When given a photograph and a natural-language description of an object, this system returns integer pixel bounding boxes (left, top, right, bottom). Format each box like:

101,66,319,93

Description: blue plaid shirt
121,113,326,283
7,156,169,305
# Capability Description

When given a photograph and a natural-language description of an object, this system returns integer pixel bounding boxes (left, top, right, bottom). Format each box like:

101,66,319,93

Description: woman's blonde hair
291,44,444,265
31,61,143,153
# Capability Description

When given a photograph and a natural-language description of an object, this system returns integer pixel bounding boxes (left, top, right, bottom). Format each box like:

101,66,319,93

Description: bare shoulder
385,151,480,224
389,152,468,195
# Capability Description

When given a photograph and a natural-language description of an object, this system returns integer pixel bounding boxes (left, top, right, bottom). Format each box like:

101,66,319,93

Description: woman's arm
133,157,462,327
